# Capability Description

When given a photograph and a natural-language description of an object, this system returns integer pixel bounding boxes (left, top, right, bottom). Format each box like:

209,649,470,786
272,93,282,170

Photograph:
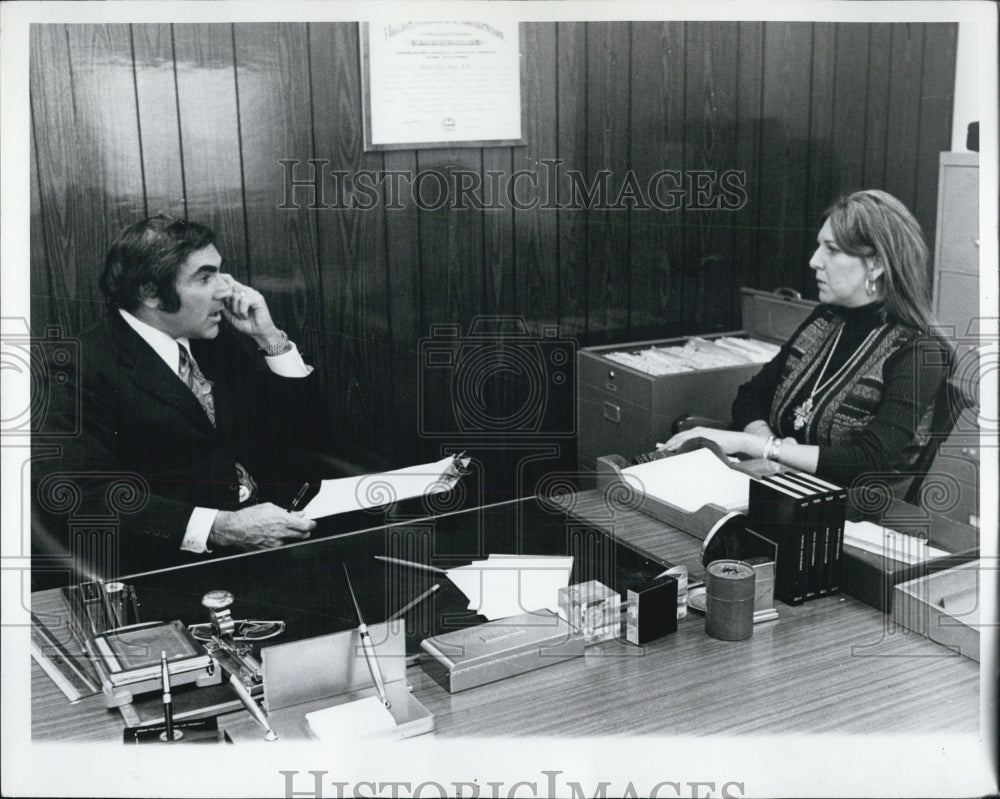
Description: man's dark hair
99,215,216,312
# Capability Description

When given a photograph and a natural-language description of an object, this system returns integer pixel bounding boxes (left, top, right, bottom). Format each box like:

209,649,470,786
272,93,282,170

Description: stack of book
746,472,848,605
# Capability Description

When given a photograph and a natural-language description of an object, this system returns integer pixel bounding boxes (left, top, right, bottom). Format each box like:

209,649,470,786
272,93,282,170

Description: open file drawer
577,288,816,476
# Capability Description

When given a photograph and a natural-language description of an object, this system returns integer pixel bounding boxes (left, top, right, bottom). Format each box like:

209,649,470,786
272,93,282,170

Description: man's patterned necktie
178,344,258,504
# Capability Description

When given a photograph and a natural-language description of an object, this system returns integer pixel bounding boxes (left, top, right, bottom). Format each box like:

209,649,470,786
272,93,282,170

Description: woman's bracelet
762,435,783,462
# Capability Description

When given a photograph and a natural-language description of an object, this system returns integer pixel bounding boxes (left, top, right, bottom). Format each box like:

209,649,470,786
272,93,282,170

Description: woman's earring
865,275,876,296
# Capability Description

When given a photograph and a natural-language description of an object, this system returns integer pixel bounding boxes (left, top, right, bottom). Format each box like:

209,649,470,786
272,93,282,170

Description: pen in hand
288,482,310,512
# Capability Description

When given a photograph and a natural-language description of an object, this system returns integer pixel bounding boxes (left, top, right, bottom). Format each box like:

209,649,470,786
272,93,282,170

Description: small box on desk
840,497,980,613
559,580,621,644
892,560,981,661
625,577,678,645
420,610,585,693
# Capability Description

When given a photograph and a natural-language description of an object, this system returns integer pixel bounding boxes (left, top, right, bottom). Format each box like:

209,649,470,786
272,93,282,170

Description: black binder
769,473,824,599
779,471,847,595
747,476,811,605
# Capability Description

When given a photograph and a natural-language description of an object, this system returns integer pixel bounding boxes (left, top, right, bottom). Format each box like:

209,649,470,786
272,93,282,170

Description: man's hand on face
208,503,316,551
218,274,286,350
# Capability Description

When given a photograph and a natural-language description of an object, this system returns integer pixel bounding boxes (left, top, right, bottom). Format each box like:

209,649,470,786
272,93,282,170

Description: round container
705,560,756,641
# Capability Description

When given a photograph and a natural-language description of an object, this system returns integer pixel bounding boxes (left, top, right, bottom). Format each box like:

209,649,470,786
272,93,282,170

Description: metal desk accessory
120,650,224,745
62,581,220,709
190,589,280,740
420,610,585,693
744,556,779,623
221,620,434,742
112,587,283,739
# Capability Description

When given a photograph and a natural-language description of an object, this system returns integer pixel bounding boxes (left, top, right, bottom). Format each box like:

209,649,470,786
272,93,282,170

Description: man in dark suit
33,215,333,580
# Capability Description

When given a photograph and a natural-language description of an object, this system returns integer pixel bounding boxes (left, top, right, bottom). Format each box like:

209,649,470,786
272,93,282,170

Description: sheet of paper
305,696,397,741
843,520,949,564
446,555,573,621
302,455,467,519
621,448,750,512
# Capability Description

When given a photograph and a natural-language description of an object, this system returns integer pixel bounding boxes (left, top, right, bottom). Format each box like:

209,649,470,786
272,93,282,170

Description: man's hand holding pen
288,482,310,512
209,503,315,551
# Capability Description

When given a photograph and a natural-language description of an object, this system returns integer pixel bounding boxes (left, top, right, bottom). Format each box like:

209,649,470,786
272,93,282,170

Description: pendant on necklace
793,397,814,430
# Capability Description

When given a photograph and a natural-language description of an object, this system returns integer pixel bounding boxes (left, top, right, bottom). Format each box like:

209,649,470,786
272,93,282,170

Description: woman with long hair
664,189,950,489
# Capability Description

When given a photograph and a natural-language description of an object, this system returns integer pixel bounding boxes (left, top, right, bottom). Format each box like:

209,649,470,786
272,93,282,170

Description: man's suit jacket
33,310,334,578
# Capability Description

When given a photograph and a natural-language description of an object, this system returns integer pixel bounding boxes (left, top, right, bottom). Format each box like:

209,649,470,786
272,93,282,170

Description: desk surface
31,493,980,740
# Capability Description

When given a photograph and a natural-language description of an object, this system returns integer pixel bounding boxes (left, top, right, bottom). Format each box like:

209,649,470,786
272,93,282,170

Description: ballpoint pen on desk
288,482,310,512
228,673,278,741
387,584,440,622
373,555,448,576
159,651,176,742
342,564,391,709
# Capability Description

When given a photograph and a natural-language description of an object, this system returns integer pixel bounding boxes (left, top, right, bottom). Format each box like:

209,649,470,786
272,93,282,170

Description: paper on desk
305,696,397,740
843,520,949,564
620,448,750,513
447,554,574,621
302,455,469,519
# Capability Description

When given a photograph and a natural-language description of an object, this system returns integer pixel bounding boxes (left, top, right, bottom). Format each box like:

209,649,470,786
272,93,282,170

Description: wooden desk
31,494,979,741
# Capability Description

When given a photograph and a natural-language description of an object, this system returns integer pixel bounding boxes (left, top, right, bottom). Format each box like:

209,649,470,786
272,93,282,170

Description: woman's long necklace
792,324,881,430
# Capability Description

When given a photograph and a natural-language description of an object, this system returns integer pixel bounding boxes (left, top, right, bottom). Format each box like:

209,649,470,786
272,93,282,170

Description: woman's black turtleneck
815,301,886,373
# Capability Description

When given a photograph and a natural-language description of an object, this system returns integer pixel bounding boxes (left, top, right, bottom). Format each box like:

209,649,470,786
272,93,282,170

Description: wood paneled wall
29,21,957,485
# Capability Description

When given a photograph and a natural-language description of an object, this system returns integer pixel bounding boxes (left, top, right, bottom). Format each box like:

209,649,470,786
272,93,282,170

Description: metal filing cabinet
924,347,982,529
933,152,979,338
577,288,817,476
929,151,981,529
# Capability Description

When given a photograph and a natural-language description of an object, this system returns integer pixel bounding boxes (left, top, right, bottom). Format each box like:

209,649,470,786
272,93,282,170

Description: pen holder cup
705,560,756,641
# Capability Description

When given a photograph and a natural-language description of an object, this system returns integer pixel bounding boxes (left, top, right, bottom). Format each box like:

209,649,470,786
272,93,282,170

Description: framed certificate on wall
360,20,524,150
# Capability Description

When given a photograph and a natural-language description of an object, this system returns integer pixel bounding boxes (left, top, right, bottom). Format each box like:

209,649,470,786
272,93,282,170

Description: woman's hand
660,426,765,458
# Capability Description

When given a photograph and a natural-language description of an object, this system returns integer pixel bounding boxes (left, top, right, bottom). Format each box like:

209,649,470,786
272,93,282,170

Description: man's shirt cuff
180,507,219,553
265,344,312,377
